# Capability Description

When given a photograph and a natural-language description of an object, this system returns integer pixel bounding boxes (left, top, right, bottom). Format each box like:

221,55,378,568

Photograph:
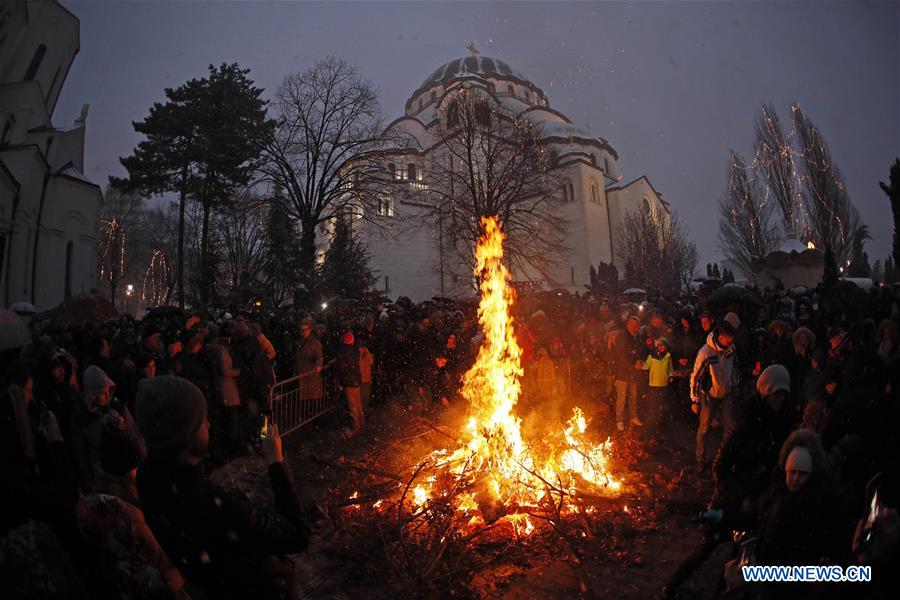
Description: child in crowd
641,338,674,434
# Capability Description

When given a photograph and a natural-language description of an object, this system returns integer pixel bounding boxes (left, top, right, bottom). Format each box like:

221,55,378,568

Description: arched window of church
64,241,73,298
561,181,574,203
604,157,611,174
591,182,599,204
642,197,653,215
507,84,514,97
430,90,437,103
24,44,46,81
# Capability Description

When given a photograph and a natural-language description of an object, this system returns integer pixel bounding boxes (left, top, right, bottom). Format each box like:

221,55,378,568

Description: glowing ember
404,216,623,533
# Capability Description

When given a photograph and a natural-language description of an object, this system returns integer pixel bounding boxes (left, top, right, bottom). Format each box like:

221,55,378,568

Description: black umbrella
705,284,761,309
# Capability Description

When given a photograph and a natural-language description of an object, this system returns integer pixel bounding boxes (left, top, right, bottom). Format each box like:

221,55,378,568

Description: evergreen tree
319,215,375,300
115,63,273,307
264,192,303,307
712,263,721,278
879,158,900,270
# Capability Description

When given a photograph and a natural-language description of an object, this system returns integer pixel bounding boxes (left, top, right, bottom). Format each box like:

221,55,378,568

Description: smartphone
259,415,269,440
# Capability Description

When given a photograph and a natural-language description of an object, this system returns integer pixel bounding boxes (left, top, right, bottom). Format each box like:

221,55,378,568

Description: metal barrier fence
268,364,335,436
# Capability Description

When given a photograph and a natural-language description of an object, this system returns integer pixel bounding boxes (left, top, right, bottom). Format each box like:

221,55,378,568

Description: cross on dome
466,41,479,56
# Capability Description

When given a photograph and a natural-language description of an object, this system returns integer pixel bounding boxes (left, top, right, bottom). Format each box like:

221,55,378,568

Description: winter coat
642,352,674,388
0,389,80,533
337,344,362,388
690,330,736,401
137,460,309,598
712,396,795,510
75,492,184,597
608,328,644,383
70,399,141,493
294,336,324,401
209,343,241,407
753,476,844,566
359,346,375,385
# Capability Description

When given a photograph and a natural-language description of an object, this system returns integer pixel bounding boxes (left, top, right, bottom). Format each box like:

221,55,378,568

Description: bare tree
260,57,392,281
718,152,781,278
424,84,567,286
216,192,268,293
792,104,864,263
97,185,146,306
139,205,180,306
618,207,695,295
754,103,805,238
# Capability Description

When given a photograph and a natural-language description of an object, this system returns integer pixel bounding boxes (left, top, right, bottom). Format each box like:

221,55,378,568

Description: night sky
57,1,900,267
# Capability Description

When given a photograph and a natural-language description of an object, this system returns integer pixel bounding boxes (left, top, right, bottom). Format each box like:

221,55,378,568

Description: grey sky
58,0,900,266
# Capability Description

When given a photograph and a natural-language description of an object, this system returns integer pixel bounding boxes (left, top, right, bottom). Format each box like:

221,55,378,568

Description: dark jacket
336,343,361,388
754,475,844,566
137,460,309,598
712,396,795,510
608,327,644,383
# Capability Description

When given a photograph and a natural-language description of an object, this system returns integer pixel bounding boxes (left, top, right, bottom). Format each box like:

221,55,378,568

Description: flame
806,241,815,250
408,216,622,533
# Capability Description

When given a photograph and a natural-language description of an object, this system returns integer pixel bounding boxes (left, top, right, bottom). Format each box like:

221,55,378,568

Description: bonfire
378,216,625,536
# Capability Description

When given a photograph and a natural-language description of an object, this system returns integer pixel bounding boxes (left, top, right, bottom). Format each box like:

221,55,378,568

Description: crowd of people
1,277,899,598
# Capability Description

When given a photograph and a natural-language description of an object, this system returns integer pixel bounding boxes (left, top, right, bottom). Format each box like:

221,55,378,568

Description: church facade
0,0,102,309
353,53,670,301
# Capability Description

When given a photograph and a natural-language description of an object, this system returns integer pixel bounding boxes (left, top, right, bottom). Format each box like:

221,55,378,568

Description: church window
376,196,394,217
507,84,514,97
430,90,437,103
407,163,416,181
64,241,73,298
604,157,611,174
525,90,531,103
384,276,390,293
590,182,599,204
642,197,653,215
388,162,396,179
561,181,574,203
24,44,46,81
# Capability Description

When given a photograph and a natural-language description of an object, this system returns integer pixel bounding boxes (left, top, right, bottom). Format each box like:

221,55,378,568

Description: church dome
422,55,531,88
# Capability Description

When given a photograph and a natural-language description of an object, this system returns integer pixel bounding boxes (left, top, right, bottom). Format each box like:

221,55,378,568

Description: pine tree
319,216,375,300
264,192,303,307
880,158,900,270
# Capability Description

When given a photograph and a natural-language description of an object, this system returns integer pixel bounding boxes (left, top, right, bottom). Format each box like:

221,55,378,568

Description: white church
353,51,670,302
0,0,101,310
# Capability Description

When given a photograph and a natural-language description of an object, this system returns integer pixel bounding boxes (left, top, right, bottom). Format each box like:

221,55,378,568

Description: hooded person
640,338,674,433
690,322,737,472
71,365,142,492
136,376,310,599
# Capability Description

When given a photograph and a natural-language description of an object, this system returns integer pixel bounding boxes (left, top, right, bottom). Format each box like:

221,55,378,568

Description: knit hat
83,365,115,409
135,376,207,460
756,364,790,397
656,337,670,349
724,312,741,330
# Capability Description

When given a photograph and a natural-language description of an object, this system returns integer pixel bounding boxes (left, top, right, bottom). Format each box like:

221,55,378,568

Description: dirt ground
213,397,733,599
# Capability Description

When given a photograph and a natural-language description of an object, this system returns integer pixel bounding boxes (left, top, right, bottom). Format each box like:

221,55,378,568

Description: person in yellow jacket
641,338,674,434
